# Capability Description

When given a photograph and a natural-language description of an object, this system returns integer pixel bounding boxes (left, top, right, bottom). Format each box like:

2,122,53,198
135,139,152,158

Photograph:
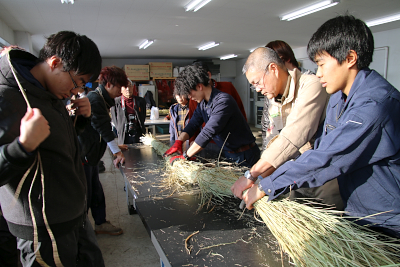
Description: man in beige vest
231,47,343,210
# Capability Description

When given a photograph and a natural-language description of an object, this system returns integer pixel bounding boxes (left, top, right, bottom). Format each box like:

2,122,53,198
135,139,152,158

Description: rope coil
5,51,64,267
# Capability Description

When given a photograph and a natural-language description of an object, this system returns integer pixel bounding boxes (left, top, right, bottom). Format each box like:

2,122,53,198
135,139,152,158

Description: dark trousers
0,215,19,267
17,217,104,267
224,144,261,167
83,164,106,225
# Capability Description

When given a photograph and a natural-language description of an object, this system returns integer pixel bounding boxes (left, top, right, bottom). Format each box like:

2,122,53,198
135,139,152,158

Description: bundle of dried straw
141,134,400,266
141,134,242,207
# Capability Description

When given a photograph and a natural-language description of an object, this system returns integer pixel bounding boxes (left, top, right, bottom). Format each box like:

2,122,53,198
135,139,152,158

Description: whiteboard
369,46,388,79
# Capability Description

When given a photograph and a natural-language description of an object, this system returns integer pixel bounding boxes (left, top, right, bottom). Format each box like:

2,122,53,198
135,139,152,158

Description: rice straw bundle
141,134,400,266
141,134,241,207
253,197,400,266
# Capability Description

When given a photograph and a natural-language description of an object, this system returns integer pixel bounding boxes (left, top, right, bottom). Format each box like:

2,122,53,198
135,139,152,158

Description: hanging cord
6,52,64,267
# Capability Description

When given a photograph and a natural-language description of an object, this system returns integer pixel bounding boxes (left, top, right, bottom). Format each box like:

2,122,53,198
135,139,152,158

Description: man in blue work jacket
243,14,400,239
164,64,260,167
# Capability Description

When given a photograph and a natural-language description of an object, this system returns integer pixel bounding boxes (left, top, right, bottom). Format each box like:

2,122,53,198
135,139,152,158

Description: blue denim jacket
183,88,255,151
260,68,400,235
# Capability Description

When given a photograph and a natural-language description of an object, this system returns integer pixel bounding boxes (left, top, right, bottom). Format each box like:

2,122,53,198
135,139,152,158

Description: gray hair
242,47,286,74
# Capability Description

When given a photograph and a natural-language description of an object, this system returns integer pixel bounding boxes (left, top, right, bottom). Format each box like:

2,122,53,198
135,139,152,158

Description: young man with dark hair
193,61,247,120
0,32,104,266
164,64,260,167
78,65,127,236
243,15,400,239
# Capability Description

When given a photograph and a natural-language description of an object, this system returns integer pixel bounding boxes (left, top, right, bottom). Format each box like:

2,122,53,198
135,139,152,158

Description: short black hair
307,15,374,70
39,31,102,82
174,64,210,98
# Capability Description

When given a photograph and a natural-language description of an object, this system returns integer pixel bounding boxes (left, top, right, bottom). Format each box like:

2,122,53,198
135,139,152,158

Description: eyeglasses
250,63,271,91
68,71,86,91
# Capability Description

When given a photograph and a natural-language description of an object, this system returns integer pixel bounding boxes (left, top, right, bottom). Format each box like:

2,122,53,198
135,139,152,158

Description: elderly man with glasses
231,47,343,210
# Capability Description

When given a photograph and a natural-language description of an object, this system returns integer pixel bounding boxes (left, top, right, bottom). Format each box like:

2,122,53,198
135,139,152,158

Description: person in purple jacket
164,64,260,167
243,14,400,239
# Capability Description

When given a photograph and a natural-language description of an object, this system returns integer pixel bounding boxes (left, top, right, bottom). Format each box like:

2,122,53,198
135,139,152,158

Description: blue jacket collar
204,87,219,108
330,68,372,108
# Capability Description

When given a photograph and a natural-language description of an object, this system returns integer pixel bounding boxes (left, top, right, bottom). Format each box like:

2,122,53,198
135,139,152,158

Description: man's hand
163,140,183,157
70,97,91,118
113,151,125,168
19,108,50,152
118,144,128,151
231,176,255,199
242,183,266,210
169,154,196,165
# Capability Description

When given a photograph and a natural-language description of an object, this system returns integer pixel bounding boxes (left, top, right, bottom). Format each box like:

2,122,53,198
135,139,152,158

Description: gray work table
144,118,170,137
119,144,290,267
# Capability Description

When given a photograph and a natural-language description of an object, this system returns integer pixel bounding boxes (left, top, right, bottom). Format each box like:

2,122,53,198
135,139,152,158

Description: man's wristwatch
183,151,190,159
244,170,258,182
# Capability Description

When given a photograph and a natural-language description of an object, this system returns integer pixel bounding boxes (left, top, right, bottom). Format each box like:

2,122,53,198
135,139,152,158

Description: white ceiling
0,0,400,60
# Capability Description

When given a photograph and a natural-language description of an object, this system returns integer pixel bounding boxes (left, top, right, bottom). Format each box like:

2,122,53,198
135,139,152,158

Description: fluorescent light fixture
139,39,154,49
61,0,74,4
220,54,237,60
185,0,212,12
366,13,400,27
193,0,212,12
280,0,339,21
198,42,219,50
185,0,202,11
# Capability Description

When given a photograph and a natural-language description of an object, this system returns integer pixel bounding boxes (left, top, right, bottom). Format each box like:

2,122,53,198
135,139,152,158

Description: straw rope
6,51,64,267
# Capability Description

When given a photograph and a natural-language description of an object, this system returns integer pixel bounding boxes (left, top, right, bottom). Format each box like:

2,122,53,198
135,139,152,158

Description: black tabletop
121,144,290,267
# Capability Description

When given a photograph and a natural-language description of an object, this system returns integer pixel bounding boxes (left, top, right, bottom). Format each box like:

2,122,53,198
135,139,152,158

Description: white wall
234,58,253,122
0,18,14,46
14,31,36,56
292,27,400,90
102,58,196,70
373,28,400,89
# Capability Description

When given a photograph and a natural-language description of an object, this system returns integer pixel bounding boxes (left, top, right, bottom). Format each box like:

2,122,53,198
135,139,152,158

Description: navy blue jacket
260,69,400,235
183,88,255,151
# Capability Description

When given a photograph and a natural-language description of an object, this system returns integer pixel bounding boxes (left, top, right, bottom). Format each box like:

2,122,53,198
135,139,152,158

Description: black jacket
111,96,146,145
78,85,115,165
0,49,86,240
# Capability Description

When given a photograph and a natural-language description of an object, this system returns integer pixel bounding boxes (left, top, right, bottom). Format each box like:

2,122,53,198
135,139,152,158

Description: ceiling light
139,39,154,49
193,0,212,12
366,13,400,27
198,42,219,50
280,0,339,21
220,54,237,60
185,0,212,12
61,0,74,4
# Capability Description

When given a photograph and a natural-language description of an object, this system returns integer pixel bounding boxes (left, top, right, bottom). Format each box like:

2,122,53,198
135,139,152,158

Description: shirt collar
205,87,219,108
330,68,371,108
